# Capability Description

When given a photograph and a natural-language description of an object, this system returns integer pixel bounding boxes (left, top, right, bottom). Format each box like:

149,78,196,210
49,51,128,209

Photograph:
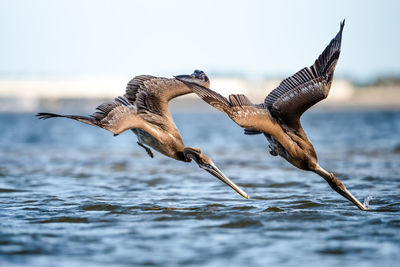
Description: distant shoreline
0,78,399,112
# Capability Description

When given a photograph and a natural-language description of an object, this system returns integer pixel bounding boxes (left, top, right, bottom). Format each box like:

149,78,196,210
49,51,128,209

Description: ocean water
0,110,399,266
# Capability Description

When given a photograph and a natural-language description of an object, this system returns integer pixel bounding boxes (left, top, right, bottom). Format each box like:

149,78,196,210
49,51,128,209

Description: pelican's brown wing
124,75,157,103
264,20,345,130
124,75,193,121
37,96,144,135
181,81,276,134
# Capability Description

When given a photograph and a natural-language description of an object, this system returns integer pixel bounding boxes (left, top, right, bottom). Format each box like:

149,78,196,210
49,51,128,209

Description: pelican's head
175,70,210,88
183,147,249,199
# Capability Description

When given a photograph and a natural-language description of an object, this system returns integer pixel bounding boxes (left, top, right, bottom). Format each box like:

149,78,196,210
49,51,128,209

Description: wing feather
180,81,277,134
124,75,157,104
181,81,252,114
124,75,194,121
37,96,142,135
264,20,345,130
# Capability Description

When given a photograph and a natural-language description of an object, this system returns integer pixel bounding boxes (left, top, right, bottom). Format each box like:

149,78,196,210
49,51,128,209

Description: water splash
363,195,374,209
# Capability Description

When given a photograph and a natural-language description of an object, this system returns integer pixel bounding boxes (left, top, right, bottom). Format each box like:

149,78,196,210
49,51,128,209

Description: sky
0,0,399,81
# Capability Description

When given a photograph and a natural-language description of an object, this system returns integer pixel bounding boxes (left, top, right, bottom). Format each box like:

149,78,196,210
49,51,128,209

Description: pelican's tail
36,112,99,127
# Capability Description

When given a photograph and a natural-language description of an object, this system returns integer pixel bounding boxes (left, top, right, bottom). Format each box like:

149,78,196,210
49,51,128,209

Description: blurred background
0,0,399,112
1,1,400,267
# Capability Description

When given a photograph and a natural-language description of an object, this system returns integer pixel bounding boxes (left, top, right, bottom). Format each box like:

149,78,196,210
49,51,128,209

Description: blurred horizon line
1,75,399,113
1,72,400,86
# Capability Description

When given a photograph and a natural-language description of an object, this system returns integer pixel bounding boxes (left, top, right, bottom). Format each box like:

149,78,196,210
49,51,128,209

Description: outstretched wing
124,75,193,120
37,72,197,138
37,96,144,135
264,20,345,130
180,81,276,134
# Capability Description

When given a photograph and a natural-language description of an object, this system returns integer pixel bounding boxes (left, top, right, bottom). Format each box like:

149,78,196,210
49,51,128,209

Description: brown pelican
177,21,368,210
36,70,249,199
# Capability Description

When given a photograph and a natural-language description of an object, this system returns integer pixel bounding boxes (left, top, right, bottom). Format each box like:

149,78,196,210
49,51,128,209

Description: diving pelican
177,21,368,210
36,70,249,199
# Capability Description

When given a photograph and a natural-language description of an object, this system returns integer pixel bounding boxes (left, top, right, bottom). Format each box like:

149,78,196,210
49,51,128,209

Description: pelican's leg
314,166,368,211
137,142,154,158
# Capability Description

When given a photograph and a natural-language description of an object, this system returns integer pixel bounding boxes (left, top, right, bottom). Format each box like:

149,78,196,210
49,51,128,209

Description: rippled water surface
1,110,400,266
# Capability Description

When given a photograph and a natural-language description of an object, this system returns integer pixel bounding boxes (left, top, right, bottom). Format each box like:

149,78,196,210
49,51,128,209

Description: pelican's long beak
201,164,250,200
335,186,369,211
315,167,369,211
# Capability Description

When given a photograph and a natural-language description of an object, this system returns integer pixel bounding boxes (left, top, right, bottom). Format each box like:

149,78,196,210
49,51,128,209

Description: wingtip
178,79,206,91
36,112,54,120
340,19,345,30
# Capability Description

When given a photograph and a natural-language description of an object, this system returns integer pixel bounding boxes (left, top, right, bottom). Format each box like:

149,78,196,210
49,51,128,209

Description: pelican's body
37,71,249,199
179,21,369,210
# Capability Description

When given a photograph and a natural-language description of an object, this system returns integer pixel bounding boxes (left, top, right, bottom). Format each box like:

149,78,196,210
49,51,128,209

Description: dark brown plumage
178,21,368,210
37,70,249,200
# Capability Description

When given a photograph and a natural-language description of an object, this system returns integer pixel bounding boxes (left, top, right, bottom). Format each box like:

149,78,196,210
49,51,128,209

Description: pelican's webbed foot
137,142,154,158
